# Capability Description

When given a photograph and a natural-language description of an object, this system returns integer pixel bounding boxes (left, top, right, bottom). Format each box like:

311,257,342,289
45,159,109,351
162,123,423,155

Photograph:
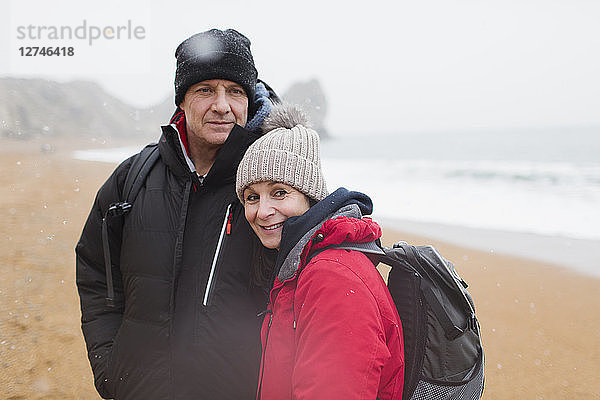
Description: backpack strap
327,241,386,255
102,143,159,307
306,240,386,265
123,143,159,203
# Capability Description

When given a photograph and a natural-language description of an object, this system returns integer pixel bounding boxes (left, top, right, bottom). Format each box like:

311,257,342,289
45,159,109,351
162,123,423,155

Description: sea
319,127,600,242
73,126,600,275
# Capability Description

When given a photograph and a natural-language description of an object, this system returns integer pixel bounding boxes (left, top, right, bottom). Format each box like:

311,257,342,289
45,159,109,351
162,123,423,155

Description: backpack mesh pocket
411,351,484,400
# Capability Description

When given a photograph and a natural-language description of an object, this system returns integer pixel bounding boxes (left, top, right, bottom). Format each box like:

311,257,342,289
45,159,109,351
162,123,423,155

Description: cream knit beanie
236,103,328,203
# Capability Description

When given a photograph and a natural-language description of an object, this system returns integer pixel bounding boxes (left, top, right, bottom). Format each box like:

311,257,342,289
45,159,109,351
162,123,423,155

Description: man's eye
230,88,246,96
196,87,212,93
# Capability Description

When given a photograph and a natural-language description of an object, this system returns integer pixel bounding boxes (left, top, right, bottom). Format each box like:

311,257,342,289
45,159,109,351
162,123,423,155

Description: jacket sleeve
291,255,392,400
75,157,133,399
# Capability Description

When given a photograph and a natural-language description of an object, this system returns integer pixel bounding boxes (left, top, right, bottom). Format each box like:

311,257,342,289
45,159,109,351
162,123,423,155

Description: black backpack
322,241,485,400
101,143,159,306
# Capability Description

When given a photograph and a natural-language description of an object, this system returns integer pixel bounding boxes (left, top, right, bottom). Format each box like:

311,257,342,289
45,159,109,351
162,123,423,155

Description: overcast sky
2,0,599,136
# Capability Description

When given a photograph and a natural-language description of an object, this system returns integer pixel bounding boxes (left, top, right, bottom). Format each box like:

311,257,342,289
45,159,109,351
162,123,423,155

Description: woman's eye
273,190,288,198
246,193,259,203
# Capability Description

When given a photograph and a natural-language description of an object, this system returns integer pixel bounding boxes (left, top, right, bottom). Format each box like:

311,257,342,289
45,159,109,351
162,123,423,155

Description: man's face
179,79,249,149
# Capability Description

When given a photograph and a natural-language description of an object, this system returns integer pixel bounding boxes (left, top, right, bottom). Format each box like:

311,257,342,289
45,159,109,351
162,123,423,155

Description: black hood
275,187,373,274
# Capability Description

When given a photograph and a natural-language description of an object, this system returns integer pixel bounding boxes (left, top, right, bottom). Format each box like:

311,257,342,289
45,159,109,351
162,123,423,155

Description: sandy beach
1,139,598,399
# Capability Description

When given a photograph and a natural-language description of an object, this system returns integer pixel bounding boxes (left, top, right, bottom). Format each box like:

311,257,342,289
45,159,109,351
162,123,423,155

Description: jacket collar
158,123,259,186
277,203,363,282
275,188,372,269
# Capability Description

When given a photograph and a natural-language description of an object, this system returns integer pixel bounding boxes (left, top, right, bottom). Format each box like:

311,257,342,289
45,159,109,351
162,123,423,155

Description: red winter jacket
257,215,404,400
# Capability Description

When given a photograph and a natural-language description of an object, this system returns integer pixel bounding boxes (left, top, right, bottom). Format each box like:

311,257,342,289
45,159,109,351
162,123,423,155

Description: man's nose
211,90,232,114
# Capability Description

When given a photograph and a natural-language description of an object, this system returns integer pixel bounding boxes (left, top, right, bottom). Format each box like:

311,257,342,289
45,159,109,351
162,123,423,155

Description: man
76,29,278,400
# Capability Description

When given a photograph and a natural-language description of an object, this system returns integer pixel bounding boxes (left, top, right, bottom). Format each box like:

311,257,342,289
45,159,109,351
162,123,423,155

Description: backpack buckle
107,202,132,217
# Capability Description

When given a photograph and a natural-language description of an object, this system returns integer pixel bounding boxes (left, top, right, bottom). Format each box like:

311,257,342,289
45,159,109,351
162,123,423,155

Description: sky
2,0,599,136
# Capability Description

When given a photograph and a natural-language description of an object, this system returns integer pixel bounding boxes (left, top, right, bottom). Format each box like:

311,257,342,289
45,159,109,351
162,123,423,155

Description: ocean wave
71,145,600,241
322,158,600,241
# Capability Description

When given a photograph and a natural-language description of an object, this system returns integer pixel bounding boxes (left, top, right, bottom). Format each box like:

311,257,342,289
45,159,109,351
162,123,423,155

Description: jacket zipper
256,269,301,398
256,307,273,400
202,203,232,306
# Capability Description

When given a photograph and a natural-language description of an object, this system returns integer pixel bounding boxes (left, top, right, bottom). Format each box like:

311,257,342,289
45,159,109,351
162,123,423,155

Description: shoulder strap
307,241,386,264
123,143,159,204
328,241,387,255
102,143,159,307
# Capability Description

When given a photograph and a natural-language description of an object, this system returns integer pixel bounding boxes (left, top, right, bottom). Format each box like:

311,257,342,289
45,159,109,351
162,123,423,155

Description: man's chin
204,131,232,146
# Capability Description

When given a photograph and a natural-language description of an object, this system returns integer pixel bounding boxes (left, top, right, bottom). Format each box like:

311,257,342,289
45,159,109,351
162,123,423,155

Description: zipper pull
226,209,232,235
257,308,273,318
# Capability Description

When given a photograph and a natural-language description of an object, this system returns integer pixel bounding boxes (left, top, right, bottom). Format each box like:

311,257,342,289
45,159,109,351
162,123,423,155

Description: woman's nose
257,199,275,219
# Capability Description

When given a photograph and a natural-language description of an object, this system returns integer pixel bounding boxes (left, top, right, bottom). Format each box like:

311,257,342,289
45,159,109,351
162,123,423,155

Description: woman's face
243,181,311,250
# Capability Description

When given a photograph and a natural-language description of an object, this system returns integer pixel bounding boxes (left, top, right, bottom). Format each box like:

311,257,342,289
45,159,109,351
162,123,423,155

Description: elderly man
76,29,278,400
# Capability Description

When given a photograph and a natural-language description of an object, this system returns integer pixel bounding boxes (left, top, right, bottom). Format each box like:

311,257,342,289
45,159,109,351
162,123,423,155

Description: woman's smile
243,182,310,250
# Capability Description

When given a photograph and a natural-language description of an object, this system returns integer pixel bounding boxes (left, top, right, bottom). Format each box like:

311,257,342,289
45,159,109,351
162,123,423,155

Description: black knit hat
174,29,258,107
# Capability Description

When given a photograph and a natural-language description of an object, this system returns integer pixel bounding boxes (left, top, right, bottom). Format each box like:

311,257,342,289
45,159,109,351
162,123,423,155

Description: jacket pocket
202,203,233,307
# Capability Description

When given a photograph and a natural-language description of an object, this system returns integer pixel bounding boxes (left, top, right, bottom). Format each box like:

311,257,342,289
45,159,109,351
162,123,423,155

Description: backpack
101,143,159,306
322,240,485,400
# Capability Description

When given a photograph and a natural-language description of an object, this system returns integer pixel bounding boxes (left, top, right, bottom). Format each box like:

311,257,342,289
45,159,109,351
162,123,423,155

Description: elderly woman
236,104,404,399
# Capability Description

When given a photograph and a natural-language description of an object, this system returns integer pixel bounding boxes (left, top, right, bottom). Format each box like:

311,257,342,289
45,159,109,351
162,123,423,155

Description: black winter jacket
76,124,267,400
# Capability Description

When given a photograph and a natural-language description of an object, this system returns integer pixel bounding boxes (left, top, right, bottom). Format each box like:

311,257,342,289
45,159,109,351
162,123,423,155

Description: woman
236,104,404,399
